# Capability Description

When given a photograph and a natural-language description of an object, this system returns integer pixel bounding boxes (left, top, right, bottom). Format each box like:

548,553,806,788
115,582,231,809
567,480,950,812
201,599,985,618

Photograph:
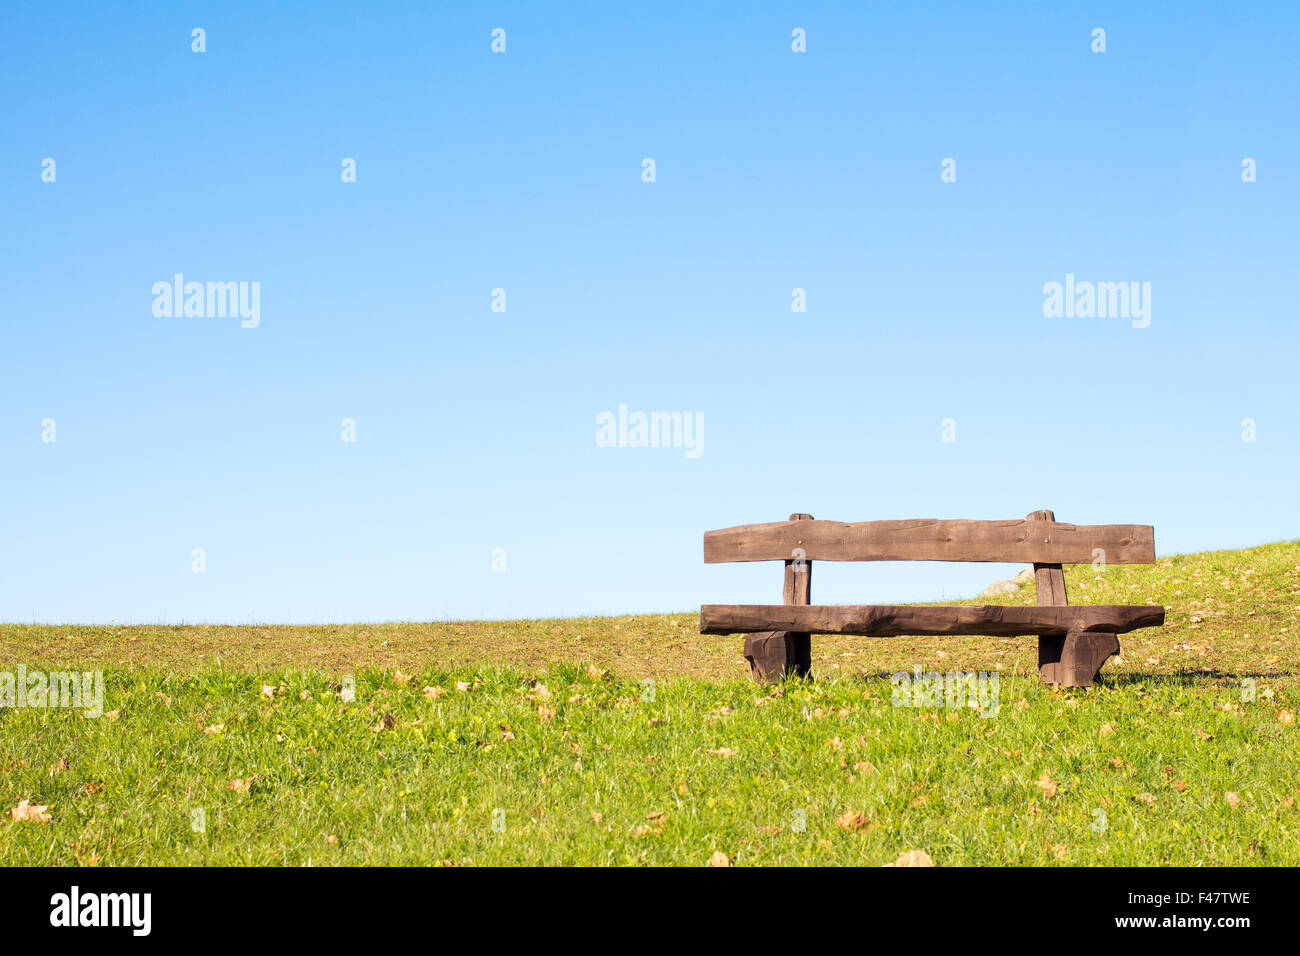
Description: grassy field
2,541,1298,865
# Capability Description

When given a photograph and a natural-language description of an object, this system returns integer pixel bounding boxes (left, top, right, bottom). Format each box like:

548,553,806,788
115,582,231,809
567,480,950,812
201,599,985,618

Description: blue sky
2,2,1296,623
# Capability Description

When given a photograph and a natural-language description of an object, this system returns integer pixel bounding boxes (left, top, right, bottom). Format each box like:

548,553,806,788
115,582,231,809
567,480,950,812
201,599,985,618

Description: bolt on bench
700,510,1165,687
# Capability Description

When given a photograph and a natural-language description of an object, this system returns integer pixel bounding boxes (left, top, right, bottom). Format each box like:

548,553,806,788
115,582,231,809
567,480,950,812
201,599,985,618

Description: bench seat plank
700,603,1165,637
704,518,1155,565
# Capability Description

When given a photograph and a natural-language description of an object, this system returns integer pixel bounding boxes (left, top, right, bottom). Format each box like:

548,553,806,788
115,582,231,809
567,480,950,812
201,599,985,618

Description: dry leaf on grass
422,686,444,699
1036,772,1059,799
227,777,253,793
48,759,70,776
884,849,934,867
708,851,730,867
707,747,738,758
260,685,276,698
371,713,395,732
8,800,51,824
1278,710,1295,726
835,810,875,832
1225,791,1241,808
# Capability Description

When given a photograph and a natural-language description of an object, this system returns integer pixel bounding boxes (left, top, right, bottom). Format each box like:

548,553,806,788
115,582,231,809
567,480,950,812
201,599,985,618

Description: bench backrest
704,515,1155,566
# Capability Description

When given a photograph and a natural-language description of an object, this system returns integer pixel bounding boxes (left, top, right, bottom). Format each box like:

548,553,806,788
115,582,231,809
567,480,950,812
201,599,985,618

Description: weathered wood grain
700,603,1165,637
704,517,1155,565
1060,630,1121,687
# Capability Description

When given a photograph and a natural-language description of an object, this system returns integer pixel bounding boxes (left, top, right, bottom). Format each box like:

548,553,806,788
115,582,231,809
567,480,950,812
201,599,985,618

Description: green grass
2,541,1298,865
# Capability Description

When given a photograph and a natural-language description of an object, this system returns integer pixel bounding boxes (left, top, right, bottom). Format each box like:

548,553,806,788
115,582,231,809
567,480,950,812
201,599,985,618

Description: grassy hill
1,541,1297,865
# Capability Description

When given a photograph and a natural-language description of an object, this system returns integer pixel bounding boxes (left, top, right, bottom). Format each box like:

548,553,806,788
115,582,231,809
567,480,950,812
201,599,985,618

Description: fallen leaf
708,851,730,867
104,710,119,721
227,777,253,793
1278,710,1295,726
8,800,51,823
422,686,444,699
48,759,70,776
835,810,875,831
1134,792,1157,806
455,681,471,693
707,747,738,758
884,849,934,867
1225,791,1241,808
1036,772,1059,799
371,712,396,732
260,684,276,698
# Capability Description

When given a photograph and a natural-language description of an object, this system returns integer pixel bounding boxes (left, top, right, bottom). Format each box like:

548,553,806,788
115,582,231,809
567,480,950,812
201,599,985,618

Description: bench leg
743,631,811,683
1039,629,1119,687
744,512,815,684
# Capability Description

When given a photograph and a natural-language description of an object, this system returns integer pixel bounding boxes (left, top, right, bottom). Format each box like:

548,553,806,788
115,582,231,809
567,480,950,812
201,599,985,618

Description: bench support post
1030,509,1119,686
743,513,813,683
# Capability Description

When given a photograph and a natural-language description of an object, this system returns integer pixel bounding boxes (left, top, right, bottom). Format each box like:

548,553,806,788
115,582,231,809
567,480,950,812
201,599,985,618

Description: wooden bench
700,510,1165,687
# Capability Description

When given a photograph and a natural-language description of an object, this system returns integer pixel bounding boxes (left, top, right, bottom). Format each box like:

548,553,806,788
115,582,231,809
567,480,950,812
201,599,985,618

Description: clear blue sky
3,2,1296,624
